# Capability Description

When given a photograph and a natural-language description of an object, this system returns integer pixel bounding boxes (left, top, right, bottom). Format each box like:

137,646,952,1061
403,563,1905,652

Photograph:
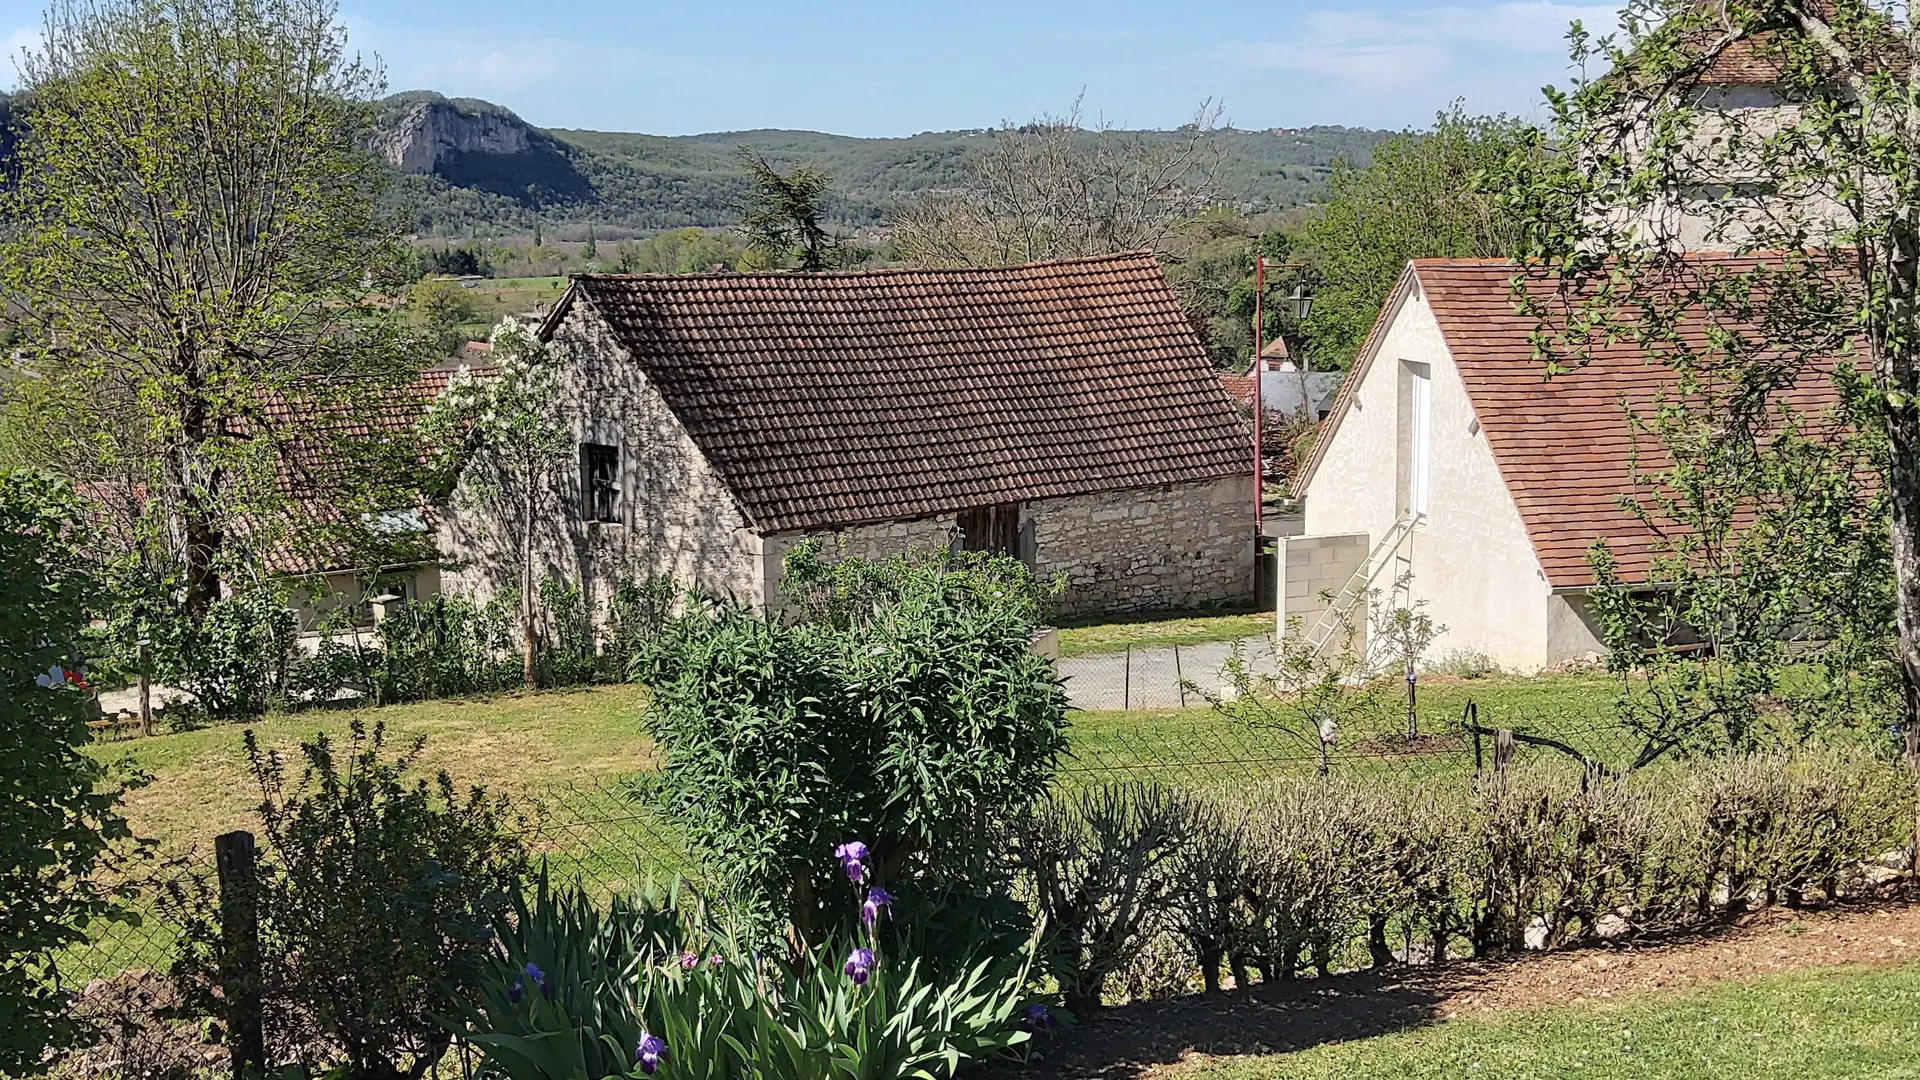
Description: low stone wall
759,516,958,607
1031,476,1254,617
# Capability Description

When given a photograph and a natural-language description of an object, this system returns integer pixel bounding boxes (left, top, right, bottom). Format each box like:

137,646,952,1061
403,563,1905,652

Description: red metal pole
1253,256,1265,537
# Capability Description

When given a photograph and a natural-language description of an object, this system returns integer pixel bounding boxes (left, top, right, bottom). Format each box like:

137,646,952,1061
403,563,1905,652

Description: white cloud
1228,2,1617,89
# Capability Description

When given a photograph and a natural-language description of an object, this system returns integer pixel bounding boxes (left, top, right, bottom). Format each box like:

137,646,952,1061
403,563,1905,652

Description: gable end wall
436,302,765,613
1302,283,1556,671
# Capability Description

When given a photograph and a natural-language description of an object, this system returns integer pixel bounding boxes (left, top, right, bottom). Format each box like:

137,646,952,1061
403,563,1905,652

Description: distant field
450,276,570,337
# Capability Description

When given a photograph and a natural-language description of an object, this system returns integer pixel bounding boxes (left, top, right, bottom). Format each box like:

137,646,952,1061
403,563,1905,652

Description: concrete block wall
1277,532,1368,640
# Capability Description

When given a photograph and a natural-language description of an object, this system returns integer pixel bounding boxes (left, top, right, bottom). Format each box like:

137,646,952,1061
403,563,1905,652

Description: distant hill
376,92,1397,237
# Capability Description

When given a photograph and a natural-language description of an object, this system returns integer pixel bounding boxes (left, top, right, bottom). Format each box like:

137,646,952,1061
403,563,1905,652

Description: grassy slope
91,685,652,857
1186,963,1920,1080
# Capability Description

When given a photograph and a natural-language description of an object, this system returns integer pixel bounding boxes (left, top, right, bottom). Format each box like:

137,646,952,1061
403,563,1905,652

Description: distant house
436,252,1256,617
1281,256,1837,672
1218,337,1340,420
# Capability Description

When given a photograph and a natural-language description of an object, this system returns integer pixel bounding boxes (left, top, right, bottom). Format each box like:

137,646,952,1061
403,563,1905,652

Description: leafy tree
614,227,748,274
0,0,427,623
408,278,479,350
735,147,838,271
420,318,571,688
892,97,1227,268
1296,106,1534,369
581,225,597,262
1492,1,1920,733
0,471,140,1072
1162,211,1305,369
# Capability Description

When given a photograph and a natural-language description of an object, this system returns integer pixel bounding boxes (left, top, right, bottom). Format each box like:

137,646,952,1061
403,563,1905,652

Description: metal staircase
1301,514,1420,655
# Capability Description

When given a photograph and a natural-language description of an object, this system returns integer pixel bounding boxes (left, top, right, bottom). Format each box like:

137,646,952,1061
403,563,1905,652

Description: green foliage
536,574,600,689
287,593,524,707
450,872,1040,1080
171,720,528,1080
0,471,140,1073
611,229,749,274
159,589,297,726
734,147,837,271
639,544,1068,937
0,0,431,614
1296,105,1534,369
1158,210,1305,370
410,277,481,348
1486,1,1917,729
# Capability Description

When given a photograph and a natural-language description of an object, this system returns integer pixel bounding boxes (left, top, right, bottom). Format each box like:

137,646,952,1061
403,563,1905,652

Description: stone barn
436,251,1255,617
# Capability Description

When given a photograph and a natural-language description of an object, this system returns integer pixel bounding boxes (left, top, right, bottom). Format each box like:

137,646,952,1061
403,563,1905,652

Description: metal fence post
215,830,265,1080
1174,644,1186,708
1123,644,1131,711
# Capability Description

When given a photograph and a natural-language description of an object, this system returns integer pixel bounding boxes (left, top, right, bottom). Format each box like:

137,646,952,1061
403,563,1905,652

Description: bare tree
892,96,1229,267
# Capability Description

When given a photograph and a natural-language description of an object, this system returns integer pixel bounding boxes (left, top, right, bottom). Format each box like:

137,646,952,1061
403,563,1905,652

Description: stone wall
1030,475,1254,616
436,300,764,616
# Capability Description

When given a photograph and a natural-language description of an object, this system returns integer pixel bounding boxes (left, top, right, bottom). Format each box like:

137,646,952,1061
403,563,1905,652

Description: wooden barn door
958,503,1023,558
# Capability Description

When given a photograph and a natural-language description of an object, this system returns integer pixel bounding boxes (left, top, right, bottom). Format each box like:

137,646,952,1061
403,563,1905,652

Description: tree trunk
1881,231,1920,746
521,490,537,690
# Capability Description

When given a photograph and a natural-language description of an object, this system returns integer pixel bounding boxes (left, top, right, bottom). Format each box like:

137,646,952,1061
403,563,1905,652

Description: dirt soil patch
994,896,1920,1080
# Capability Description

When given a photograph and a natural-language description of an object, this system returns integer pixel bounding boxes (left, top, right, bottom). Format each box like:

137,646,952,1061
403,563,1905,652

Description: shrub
641,545,1068,939
448,846,1041,1080
287,595,522,707
0,471,140,1072
1035,751,1912,1008
171,721,528,1080
1011,783,1193,1014
115,585,297,726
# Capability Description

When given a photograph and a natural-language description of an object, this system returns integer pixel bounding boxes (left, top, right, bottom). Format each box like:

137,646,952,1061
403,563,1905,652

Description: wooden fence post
215,830,265,1080
136,639,152,738
1493,729,1514,779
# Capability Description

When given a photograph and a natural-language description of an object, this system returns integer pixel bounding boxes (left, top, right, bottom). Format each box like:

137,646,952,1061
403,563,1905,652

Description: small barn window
581,443,620,524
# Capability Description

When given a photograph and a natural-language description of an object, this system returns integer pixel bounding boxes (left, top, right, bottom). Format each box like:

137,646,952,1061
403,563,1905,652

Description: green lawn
90,684,653,858
1185,964,1920,1080
1055,609,1272,658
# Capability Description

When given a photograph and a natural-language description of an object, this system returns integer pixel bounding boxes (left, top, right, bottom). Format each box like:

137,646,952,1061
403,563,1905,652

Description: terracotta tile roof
1259,337,1290,360
550,252,1252,532
1217,372,1257,409
1300,257,1847,590
244,367,489,576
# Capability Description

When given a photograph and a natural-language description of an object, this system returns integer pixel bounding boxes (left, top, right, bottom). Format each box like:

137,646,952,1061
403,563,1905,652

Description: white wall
1301,278,1557,672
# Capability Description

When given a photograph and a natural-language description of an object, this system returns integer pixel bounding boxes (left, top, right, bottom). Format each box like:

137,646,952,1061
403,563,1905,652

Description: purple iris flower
636,1032,668,1075
862,887,893,927
507,978,523,1004
1022,1002,1059,1031
524,962,549,999
843,947,876,986
835,841,870,884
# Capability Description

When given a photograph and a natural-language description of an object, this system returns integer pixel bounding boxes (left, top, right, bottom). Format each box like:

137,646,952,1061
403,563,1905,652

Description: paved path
1057,635,1277,711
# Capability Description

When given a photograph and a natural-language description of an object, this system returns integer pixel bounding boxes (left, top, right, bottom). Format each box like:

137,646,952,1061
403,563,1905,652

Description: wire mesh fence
48,660,1681,995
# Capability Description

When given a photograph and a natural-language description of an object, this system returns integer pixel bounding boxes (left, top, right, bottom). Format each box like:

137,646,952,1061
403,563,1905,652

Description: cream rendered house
1280,255,1835,673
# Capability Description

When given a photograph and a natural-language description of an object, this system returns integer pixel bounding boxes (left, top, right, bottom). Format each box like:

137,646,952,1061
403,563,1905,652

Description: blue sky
0,1,1619,135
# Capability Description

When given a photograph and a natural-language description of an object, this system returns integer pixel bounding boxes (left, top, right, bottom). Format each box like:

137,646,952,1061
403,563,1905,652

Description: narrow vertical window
582,442,620,524
1398,361,1432,518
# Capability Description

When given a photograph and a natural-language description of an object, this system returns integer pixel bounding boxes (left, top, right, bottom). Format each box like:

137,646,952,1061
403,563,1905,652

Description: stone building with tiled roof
435,252,1256,616
1279,255,1843,672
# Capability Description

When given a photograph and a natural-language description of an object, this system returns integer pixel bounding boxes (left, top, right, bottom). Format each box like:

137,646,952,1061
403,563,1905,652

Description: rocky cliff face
376,99,547,174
